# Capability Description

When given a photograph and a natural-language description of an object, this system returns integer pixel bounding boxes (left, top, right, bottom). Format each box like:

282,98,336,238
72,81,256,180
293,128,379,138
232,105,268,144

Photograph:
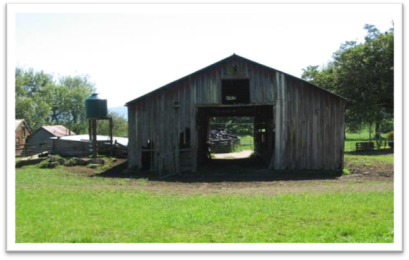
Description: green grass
15,167,394,243
345,154,394,165
345,130,373,141
233,135,254,152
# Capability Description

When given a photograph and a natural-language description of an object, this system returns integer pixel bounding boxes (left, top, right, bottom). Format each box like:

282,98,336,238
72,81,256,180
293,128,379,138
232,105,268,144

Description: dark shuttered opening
221,79,250,105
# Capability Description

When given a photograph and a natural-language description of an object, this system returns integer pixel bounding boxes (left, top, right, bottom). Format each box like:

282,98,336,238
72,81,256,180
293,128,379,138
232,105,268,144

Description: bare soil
63,155,394,196
213,150,253,159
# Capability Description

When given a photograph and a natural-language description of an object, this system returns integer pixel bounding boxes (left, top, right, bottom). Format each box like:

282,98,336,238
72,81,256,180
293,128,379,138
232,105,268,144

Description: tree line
301,24,394,134
15,68,128,137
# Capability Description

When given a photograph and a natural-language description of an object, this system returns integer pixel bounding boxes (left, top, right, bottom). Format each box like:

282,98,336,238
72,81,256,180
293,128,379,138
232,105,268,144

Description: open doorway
209,116,254,159
196,105,274,168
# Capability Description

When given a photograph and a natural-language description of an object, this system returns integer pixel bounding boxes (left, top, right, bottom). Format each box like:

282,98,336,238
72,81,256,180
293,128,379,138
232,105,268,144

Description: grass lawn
345,154,394,164
15,154,394,243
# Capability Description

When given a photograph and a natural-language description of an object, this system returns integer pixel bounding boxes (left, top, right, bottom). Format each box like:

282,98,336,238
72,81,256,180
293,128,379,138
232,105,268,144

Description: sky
14,4,399,108
6,4,403,252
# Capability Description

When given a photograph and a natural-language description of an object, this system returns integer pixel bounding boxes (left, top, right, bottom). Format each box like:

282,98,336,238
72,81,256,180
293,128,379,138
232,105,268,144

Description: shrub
64,158,76,166
386,131,394,140
38,159,50,169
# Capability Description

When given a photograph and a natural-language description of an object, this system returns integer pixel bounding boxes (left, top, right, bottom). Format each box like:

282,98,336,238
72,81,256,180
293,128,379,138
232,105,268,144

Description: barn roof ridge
125,54,347,105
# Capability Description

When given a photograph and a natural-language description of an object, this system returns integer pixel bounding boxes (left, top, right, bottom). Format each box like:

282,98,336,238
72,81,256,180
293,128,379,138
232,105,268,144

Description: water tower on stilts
85,93,112,158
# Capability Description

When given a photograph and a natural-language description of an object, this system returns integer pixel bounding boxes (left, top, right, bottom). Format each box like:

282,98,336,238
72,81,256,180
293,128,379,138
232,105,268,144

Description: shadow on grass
94,157,341,183
345,149,394,156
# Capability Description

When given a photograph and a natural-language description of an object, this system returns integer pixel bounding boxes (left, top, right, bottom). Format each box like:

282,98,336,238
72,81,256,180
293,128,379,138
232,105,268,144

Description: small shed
26,125,75,155
15,119,31,156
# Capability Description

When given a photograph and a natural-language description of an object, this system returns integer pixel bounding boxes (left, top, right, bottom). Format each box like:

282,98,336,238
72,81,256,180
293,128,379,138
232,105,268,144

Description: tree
96,112,128,137
210,117,253,136
15,69,54,131
58,76,95,133
302,64,337,92
15,68,95,134
302,24,394,133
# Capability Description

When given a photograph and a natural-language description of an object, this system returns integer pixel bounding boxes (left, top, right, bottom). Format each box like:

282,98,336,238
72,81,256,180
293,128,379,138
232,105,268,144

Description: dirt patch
64,158,128,176
61,155,394,196
344,157,394,177
213,150,253,159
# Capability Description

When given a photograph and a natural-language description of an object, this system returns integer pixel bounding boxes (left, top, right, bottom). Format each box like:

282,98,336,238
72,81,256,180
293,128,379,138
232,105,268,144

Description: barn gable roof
15,119,31,133
125,54,347,105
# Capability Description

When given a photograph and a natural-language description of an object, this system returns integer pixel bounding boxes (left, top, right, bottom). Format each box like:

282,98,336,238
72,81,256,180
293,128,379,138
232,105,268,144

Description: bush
386,131,394,140
38,159,50,169
64,158,77,166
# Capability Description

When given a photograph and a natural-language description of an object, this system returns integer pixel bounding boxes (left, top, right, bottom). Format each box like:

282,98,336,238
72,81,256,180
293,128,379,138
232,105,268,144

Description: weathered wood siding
52,139,92,157
127,55,346,172
15,121,30,156
273,75,346,170
27,129,54,145
128,55,278,171
25,129,54,154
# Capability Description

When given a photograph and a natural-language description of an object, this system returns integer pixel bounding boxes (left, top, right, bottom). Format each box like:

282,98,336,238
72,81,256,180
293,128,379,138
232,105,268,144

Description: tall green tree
15,68,95,134
302,24,394,132
58,76,95,133
15,68,54,131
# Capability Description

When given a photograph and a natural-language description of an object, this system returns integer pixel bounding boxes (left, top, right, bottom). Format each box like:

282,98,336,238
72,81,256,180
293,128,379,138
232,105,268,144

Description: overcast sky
14,4,399,108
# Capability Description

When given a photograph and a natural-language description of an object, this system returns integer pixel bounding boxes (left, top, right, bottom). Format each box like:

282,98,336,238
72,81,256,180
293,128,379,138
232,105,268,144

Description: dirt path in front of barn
62,154,393,196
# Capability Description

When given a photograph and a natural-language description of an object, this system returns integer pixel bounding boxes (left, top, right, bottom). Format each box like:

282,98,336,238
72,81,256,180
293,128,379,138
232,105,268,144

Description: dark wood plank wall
273,75,346,170
127,56,346,172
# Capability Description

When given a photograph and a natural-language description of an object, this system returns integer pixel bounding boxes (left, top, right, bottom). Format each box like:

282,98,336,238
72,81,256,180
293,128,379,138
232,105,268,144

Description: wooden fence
18,139,128,158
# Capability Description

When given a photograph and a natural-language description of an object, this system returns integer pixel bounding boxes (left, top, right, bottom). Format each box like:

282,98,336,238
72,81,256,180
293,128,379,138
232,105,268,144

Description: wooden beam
92,119,97,158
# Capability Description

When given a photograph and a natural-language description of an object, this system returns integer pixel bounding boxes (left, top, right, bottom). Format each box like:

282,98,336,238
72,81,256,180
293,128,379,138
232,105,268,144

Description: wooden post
92,118,97,158
89,119,92,142
109,117,113,156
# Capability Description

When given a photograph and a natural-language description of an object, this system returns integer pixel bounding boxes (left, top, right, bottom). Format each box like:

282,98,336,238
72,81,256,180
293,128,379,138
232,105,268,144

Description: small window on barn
222,79,250,105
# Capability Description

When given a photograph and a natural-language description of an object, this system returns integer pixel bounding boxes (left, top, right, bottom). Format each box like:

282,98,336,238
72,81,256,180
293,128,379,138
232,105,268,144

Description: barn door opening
197,105,274,169
209,116,254,159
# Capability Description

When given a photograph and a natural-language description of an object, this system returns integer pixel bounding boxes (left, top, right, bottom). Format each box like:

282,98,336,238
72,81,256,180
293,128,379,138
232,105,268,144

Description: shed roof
41,125,75,137
125,54,347,105
15,119,31,133
15,119,24,130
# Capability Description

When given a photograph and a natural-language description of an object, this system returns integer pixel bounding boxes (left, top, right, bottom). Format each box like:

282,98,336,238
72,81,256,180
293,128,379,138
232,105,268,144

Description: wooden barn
15,119,31,156
126,54,347,175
